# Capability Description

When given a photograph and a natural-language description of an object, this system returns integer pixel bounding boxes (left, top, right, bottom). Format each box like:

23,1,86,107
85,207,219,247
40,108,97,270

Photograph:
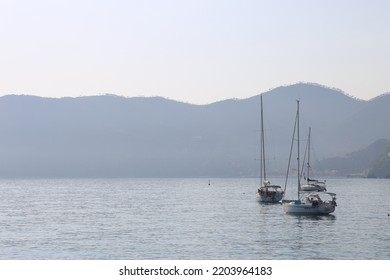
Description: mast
307,127,311,183
260,94,266,185
283,100,298,195
297,100,301,197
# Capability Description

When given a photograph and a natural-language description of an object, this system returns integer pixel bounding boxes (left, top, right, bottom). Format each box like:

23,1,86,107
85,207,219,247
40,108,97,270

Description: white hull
301,183,326,192
283,199,335,215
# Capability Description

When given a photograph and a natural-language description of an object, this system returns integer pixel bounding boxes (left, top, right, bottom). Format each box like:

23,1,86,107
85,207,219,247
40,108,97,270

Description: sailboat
282,100,337,215
256,95,284,203
300,128,327,192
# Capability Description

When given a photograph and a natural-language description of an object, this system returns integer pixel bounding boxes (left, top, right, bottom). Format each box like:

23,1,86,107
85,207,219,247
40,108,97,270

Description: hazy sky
1,0,389,104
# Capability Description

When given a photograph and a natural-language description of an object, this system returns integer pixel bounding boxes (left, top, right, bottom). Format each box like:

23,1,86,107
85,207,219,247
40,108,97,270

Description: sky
1,0,389,104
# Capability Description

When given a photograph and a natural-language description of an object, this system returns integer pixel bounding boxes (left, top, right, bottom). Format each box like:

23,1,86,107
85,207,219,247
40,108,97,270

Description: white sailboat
256,95,284,203
300,128,327,192
282,100,337,215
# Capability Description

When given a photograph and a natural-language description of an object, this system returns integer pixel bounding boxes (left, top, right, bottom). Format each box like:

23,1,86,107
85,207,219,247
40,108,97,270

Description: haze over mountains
318,138,390,178
0,83,389,178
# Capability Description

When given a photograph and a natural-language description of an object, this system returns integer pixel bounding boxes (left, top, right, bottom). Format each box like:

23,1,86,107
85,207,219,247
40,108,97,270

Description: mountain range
0,83,389,178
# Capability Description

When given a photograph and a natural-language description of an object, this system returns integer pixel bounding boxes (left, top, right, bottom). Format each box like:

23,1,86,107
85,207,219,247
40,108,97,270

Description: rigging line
283,104,298,195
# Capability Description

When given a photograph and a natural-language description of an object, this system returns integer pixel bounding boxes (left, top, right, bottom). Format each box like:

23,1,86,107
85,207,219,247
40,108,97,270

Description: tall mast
297,100,301,197
260,95,266,184
307,127,311,183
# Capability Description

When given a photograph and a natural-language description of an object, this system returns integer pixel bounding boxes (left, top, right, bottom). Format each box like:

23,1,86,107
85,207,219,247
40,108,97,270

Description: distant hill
317,139,390,178
368,147,390,178
0,83,389,178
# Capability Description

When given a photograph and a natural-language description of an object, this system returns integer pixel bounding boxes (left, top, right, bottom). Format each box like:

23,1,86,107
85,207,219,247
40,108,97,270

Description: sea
0,177,389,260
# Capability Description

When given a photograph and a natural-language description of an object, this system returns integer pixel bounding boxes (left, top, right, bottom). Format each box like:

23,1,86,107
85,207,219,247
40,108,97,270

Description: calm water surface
0,178,389,259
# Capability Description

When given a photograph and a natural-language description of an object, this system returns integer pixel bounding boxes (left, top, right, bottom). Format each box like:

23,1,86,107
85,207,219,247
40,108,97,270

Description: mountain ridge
0,83,388,178
317,139,390,178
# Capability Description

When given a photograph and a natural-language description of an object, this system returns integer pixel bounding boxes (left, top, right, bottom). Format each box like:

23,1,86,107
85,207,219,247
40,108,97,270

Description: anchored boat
256,94,284,203
282,100,337,215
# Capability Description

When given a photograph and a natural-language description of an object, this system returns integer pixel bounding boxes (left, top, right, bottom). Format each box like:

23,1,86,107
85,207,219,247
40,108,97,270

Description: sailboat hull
283,201,335,214
301,183,326,192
